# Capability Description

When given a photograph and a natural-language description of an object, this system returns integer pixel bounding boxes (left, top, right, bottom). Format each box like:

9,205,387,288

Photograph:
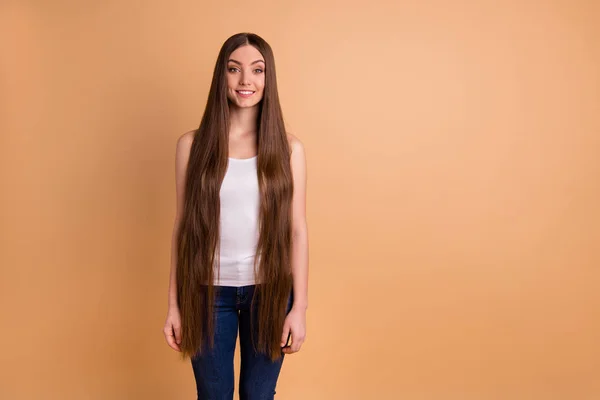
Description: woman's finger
174,325,182,345
164,327,181,352
281,324,291,347
291,338,302,353
168,335,181,352
283,344,299,354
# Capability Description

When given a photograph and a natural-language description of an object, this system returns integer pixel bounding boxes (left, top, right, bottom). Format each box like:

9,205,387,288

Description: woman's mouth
236,90,255,98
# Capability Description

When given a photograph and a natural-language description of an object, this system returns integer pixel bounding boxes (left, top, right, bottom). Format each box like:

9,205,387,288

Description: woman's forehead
228,45,265,65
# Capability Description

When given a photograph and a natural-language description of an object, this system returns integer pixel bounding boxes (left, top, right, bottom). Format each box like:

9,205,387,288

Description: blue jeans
190,285,294,400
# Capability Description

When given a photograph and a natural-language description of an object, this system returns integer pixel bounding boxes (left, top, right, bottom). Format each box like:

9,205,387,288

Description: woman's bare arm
168,131,194,309
289,136,309,311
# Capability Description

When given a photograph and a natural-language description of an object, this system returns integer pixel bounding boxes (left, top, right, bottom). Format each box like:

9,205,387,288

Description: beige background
1,0,599,399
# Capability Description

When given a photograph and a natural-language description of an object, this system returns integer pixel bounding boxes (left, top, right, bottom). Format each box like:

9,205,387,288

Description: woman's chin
229,99,262,109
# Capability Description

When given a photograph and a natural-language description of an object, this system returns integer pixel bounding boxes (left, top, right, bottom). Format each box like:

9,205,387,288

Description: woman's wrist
292,301,308,311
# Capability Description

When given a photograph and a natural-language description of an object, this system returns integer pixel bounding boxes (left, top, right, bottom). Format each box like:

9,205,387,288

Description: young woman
162,32,309,399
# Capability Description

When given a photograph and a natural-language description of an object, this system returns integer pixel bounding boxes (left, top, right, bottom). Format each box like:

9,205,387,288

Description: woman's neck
229,104,259,139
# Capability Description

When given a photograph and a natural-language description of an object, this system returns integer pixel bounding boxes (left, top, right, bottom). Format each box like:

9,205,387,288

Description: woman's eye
227,67,263,73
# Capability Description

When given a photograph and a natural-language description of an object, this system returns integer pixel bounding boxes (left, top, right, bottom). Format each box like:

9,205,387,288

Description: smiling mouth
236,90,255,95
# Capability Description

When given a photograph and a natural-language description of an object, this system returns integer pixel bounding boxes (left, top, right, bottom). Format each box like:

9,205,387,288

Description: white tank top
214,155,260,286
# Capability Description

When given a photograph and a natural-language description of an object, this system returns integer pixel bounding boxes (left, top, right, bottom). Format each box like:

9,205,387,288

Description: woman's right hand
163,306,182,352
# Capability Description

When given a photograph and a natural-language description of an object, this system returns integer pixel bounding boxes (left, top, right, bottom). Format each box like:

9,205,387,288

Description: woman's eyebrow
227,59,265,65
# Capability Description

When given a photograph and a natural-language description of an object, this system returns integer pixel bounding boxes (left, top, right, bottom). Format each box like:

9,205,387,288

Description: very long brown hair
175,33,294,362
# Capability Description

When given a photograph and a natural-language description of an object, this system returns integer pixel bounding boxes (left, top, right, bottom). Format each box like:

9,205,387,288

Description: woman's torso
214,155,260,286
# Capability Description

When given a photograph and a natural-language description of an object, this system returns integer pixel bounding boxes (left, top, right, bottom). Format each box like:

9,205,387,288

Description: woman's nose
240,72,251,85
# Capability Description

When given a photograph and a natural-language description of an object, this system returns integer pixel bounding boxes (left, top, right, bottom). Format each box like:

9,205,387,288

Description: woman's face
226,45,266,108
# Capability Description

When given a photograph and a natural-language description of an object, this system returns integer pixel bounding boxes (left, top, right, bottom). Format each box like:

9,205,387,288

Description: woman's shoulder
178,130,300,155
175,130,197,164
286,132,305,156
178,129,197,146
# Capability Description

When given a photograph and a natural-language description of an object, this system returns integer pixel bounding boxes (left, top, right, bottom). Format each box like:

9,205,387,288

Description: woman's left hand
281,306,306,354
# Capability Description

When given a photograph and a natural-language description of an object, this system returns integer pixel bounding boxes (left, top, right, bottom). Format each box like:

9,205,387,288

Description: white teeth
237,91,254,94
